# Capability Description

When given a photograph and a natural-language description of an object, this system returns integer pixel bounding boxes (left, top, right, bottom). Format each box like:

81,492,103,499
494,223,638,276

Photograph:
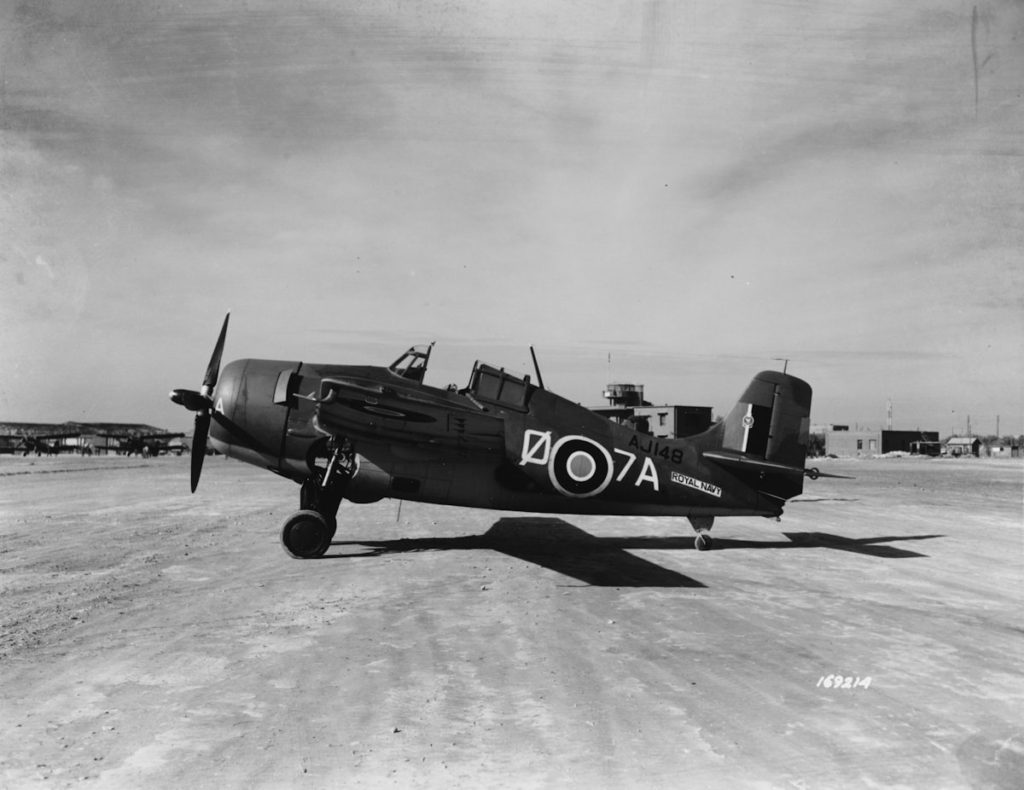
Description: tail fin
696,371,813,502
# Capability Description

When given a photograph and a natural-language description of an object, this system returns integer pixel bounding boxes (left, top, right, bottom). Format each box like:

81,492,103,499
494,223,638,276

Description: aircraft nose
206,359,301,471
209,359,245,434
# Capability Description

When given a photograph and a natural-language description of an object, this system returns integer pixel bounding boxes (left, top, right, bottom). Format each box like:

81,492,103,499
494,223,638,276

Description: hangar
0,422,182,455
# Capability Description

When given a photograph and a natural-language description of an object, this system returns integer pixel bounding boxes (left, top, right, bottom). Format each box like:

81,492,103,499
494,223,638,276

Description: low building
824,428,941,457
825,429,881,457
946,437,981,457
882,430,940,454
592,383,713,439
909,440,943,456
633,405,713,439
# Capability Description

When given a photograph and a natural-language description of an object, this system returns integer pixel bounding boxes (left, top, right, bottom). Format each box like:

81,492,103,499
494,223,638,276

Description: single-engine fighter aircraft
171,314,836,559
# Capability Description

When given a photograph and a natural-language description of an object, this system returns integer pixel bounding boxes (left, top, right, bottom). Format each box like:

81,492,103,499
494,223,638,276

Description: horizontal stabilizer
804,467,855,480
702,449,805,477
704,451,854,482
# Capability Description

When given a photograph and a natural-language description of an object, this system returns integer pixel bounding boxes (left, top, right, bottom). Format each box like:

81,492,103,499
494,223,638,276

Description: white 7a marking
614,448,659,491
614,449,636,482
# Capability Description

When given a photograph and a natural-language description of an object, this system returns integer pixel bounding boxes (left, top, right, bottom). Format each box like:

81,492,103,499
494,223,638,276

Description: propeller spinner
170,313,230,492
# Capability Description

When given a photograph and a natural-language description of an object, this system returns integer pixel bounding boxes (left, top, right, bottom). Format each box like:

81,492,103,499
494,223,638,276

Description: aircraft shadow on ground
779,532,942,558
330,518,705,587
327,518,944,586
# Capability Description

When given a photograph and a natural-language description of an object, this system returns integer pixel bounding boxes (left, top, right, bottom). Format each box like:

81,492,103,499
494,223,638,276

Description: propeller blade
202,313,230,395
170,312,230,492
191,412,210,493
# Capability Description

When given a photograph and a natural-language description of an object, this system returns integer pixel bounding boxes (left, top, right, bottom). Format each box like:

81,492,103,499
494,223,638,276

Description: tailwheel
281,509,333,559
688,516,715,551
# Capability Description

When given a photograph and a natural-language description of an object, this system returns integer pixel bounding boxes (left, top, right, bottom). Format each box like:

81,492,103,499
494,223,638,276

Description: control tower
594,383,712,439
602,383,646,408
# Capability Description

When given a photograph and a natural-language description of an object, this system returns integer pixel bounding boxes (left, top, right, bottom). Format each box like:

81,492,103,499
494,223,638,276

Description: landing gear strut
688,516,715,551
280,438,354,559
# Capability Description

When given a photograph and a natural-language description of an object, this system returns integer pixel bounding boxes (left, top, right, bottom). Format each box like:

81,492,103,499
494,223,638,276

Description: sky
2,0,1022,437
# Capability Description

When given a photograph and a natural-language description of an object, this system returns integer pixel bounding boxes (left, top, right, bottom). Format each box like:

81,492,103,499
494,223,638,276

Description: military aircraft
171,314,834,559
100,431,187,457
10,431,81,456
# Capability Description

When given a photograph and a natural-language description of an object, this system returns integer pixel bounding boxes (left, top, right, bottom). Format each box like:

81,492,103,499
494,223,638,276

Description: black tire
695,532,713,551
280,509,332,559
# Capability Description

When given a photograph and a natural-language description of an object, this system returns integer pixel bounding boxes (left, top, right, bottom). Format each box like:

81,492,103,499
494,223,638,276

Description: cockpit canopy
466,362,531,410
388,343,434,383
388,343,534,411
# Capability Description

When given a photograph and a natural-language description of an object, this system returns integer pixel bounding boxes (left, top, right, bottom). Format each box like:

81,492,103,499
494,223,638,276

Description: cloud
1,0,1021,432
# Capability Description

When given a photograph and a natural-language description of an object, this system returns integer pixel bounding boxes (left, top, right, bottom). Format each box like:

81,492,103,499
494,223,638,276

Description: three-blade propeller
169,313,230,492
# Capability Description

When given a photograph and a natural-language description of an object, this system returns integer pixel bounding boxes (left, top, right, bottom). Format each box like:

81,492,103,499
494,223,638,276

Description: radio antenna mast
529,346,546,390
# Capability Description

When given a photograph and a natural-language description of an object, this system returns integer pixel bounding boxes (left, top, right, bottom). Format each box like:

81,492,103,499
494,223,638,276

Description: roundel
548,435,614,498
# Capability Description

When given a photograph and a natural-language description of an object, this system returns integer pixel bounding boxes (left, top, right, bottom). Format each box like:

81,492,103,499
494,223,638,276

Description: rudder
694,371,813,504
720,371,812,466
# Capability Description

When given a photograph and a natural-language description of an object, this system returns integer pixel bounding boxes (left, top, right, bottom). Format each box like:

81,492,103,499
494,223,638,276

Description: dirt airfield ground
1,454,1021,789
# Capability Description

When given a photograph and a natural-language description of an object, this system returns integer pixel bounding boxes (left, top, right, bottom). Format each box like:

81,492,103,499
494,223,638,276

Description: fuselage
207,358,786,519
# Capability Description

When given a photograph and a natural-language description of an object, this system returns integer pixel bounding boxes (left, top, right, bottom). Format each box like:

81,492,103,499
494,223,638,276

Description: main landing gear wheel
694,531,714,551
285,437,351,559
280,509,333,559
